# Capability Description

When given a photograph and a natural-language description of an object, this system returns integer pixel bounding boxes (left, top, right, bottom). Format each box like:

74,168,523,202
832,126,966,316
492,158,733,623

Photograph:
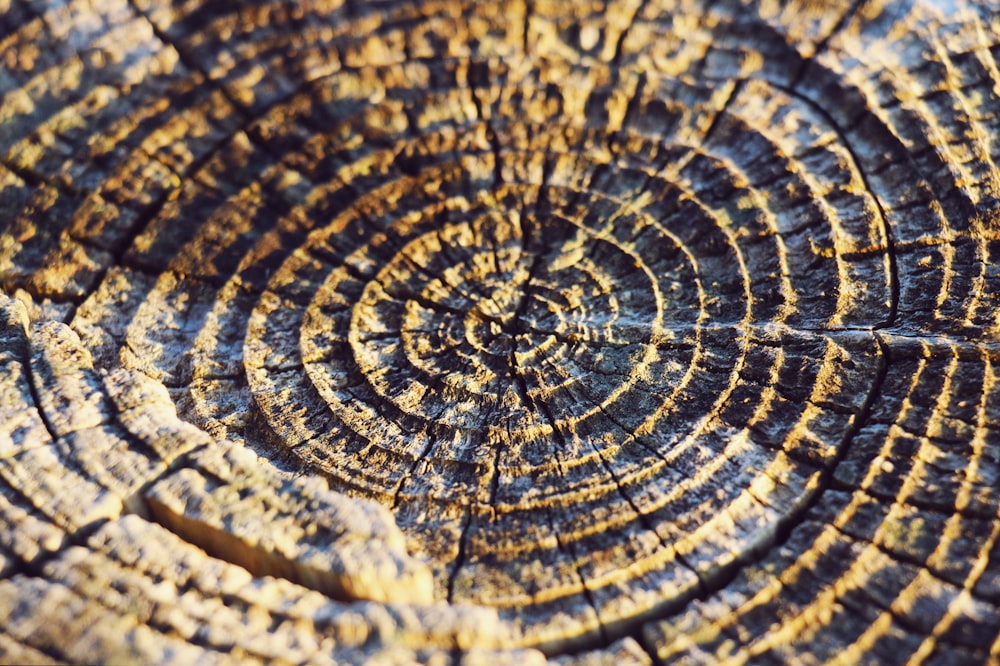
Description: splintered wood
1,0,999,663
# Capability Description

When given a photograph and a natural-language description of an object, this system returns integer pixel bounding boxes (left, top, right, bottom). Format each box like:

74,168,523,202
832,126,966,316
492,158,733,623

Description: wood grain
1,0,999,663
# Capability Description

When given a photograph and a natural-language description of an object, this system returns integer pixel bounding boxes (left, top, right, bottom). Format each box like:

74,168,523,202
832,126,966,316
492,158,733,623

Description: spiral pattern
1,0,999,662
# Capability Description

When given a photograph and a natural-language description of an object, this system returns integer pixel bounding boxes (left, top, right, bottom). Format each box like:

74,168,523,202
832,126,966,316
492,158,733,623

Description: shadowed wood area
1,0,1000,663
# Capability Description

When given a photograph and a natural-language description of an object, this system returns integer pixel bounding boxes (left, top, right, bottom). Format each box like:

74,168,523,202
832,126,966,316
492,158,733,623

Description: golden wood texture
1,0,999,663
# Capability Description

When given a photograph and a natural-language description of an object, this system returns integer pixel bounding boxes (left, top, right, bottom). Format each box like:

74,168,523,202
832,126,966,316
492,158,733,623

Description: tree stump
1,0,1000,663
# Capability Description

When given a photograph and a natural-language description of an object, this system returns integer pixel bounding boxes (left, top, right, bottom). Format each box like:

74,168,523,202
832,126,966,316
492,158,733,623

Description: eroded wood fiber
1,0,999,663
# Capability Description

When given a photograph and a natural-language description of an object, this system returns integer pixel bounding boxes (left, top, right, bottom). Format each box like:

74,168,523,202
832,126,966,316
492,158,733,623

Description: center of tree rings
239,62,890,644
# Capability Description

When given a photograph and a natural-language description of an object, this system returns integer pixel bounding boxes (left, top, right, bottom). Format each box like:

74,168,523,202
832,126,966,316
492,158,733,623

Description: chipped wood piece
9,515,542,664
144,442,436,605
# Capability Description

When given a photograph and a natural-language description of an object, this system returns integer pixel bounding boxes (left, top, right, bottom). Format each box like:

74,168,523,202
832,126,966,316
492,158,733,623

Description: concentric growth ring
314,191,683,435
234,59,889,647
3,0,997,663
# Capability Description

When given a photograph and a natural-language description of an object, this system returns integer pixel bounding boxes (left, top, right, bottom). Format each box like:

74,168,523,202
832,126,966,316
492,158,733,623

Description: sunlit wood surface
2,0,1000,663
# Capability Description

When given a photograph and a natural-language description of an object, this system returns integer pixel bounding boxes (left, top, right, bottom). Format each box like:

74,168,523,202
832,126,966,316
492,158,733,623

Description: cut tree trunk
1,0,1000,663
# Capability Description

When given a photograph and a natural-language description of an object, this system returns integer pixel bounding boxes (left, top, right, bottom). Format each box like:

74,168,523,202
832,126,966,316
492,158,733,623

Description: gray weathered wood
1,0,999,662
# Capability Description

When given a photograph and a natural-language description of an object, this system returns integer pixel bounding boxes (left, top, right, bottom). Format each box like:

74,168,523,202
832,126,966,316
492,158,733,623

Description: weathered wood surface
1,0,1000,663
